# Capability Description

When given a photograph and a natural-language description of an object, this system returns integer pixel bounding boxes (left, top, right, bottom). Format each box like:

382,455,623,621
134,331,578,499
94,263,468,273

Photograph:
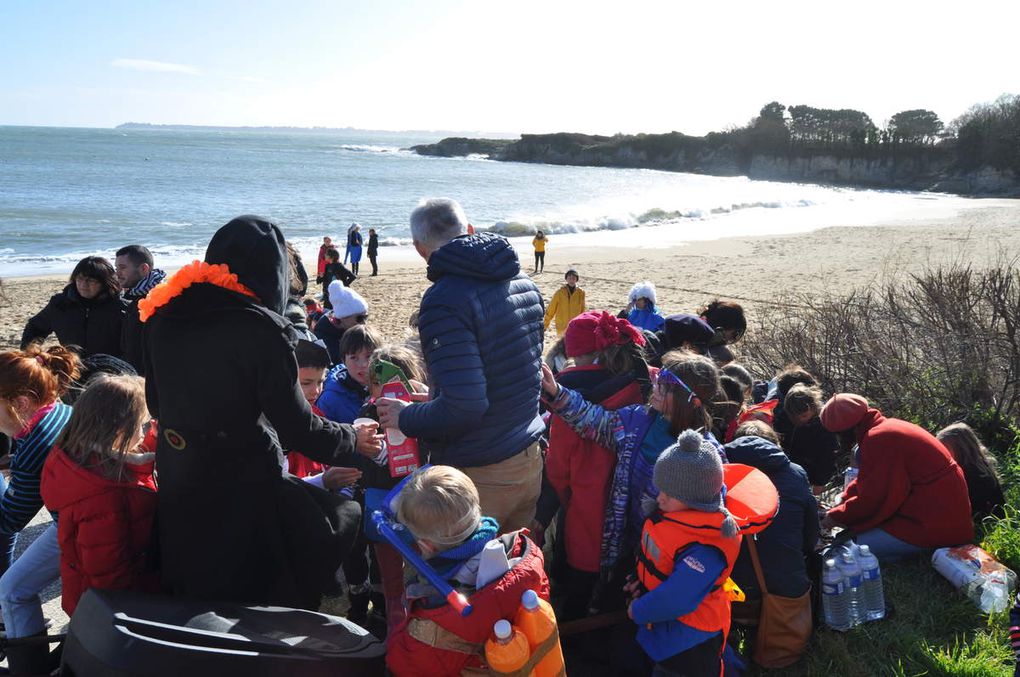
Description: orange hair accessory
138,260,259,322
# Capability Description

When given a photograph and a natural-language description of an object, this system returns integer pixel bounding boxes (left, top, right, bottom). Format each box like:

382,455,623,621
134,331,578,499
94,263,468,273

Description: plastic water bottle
484,620,530,674
842,466,859,493
838,552,863,626
822,559,852,631
857,544,885,621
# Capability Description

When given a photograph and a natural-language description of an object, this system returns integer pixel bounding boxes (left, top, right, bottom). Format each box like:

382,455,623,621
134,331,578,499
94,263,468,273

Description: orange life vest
636,464,779,639
725,399,778,443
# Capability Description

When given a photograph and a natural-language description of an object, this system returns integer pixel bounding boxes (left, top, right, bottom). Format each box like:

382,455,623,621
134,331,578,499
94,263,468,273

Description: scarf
429,516,500,578
125,268,167,300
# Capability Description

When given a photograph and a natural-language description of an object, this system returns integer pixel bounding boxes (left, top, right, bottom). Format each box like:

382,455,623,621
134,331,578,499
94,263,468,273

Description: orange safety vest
636,464,779,639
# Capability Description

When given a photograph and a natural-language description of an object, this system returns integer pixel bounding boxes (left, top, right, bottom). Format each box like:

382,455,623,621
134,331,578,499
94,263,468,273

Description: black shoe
347,590,370,626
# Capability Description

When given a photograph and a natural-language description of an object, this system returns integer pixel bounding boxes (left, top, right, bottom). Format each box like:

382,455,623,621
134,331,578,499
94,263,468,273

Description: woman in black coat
141,216,381,609
21,256,127,358
367,228,379,276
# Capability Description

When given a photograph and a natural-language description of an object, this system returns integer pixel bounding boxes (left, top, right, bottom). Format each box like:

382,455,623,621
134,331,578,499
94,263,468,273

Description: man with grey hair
377,198,546,531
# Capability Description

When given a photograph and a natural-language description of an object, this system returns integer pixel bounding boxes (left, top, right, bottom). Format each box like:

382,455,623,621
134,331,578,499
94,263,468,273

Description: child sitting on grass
41,375,160,616
386,466,550,677
937,422,1005,520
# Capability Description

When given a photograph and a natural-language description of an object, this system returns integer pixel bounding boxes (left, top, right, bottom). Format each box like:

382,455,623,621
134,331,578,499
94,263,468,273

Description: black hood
426,232,521,283
723,435,791,472
205,215,289,316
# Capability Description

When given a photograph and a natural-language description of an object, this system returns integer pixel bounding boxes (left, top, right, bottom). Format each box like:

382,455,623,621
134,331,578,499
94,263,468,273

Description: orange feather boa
138,260,259,322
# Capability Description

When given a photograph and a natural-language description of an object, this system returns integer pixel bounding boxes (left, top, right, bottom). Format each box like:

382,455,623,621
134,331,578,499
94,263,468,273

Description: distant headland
409,98,1020,197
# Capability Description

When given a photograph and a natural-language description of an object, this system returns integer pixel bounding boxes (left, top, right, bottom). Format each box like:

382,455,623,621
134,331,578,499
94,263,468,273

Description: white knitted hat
328,281,368,318
629,281,657,306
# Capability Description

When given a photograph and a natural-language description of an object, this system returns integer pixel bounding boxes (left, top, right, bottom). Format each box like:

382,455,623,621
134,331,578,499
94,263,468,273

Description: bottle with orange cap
513,590,565,677
484,620,531,675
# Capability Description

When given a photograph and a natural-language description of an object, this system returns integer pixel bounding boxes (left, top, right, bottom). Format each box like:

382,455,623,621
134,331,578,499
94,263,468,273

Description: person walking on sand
532,230,547,273
375,198,546,532
544,268,585,336
367,228,379,276
317,236,334,280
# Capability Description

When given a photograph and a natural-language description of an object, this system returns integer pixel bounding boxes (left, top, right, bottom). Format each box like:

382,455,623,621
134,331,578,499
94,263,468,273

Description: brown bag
746,536,813,668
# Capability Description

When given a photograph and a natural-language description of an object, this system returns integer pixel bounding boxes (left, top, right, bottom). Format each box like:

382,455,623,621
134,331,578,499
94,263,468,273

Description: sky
2,0,1018,136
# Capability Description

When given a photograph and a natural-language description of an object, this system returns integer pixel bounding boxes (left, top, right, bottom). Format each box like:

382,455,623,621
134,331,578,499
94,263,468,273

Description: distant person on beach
320,248,356,309
544,268,585,336
314,282,369,365
622,280,666,332
532,230,547,273
0,345,77,671
21,256,128,359
317,236,333,279
819,393,973,562
376,197,545,531
367,228,379,276
139,215,381,609
116,244,166,374
348,223,364,275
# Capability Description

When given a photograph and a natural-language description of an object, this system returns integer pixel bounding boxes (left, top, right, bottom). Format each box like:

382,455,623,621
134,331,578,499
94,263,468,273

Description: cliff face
409,134,1020,196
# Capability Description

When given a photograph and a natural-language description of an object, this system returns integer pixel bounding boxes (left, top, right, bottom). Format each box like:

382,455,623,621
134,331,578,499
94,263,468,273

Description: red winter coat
828,409,973,548
386,532,550,677
546,365,646,572
40,446,160,615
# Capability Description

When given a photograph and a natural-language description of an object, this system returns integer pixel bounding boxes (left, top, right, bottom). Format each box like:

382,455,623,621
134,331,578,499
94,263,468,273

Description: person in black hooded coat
724,435,819,603
142,216,379,609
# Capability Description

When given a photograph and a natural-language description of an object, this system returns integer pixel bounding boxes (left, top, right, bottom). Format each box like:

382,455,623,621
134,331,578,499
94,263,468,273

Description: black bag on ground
60,589,386,677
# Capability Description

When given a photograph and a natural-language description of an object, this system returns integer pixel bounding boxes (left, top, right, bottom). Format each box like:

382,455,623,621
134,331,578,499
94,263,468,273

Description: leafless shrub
741,258,1020,428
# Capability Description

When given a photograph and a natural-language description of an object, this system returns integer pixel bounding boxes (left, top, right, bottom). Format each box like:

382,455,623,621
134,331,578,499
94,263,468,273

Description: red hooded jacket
40,446,160,615
828,409,973,547
546,364,646,572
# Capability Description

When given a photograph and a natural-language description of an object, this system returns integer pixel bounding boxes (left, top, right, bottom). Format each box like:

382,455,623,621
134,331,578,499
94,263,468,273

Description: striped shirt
1,402,72,536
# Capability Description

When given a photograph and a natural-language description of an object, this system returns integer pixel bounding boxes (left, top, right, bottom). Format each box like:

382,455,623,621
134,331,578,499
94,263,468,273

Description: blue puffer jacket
399,233,545,468
724,435,819,599
317,363,368,424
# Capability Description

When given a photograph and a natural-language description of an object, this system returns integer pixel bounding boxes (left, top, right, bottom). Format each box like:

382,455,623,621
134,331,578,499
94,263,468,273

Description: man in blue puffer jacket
377,198,545,531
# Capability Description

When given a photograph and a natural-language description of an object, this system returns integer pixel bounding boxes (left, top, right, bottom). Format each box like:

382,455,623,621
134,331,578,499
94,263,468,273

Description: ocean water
0,126,981,277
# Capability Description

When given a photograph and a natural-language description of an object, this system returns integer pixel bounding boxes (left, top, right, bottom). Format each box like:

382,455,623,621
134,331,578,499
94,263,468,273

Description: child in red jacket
41,374,159,615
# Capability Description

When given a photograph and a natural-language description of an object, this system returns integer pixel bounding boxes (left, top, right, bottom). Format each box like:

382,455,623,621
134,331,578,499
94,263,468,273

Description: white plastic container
932,545,1017,613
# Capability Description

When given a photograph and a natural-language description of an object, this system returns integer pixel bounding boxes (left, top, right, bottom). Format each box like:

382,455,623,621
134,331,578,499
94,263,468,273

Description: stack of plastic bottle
822,544,886,631
484,589,565,676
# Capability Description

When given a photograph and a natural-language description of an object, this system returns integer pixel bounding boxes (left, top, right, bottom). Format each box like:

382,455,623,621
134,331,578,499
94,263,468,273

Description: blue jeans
857,527,926,563
0,523,60,637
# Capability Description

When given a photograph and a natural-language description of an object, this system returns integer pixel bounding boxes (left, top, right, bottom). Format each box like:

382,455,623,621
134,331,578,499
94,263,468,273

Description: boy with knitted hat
630,430,759,675
386,466,551,677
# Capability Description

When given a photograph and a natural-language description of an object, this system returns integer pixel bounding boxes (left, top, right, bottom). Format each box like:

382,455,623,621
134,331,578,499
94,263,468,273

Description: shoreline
5,202,1020,353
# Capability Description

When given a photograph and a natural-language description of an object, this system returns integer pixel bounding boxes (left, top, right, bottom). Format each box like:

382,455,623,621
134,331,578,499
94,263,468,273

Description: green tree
887,109,944,145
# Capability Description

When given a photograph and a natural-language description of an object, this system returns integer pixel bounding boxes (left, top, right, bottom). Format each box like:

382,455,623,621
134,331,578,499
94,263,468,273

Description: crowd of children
0,213,1009,676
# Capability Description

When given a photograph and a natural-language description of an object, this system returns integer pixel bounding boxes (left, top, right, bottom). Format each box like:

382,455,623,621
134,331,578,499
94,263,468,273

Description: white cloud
110,59,201,76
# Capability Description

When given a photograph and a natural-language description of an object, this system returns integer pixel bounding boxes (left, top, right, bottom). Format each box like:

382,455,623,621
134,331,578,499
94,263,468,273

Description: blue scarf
429,516,500,577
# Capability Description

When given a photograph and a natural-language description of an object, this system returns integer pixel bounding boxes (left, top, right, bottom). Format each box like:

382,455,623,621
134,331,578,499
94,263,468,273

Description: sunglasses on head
655,369,700,407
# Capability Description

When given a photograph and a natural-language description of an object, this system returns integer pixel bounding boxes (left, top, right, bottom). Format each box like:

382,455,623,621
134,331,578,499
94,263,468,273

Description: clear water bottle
838,551,863,626
857,544,885,621
822,558,852,631
842,466,859,493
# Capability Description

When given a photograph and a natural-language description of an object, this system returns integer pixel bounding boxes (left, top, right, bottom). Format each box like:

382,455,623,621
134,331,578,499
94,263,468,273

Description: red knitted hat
819,393,869,432
564,311,645,358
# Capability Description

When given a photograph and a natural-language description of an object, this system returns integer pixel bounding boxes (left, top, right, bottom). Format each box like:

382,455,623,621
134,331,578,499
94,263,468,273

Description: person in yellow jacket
544,269,585,336
532,231,547,273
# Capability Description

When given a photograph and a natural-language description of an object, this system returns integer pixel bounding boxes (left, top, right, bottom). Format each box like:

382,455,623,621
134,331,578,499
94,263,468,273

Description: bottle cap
521,589,540,610
493,620,512,640
825,559,836,568
841,552,853,562
859,545,871,555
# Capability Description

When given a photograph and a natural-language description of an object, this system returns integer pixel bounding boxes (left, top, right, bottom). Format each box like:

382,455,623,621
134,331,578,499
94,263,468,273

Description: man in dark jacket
377,198,545,531
116,244,166,374
142,216,381,609
725,434,819,604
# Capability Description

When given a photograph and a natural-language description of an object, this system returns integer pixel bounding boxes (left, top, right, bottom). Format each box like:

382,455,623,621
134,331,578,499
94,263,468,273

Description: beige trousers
462,442,543,533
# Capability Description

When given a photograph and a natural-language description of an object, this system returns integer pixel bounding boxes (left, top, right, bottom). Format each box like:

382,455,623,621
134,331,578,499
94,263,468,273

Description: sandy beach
4,200,1020,353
